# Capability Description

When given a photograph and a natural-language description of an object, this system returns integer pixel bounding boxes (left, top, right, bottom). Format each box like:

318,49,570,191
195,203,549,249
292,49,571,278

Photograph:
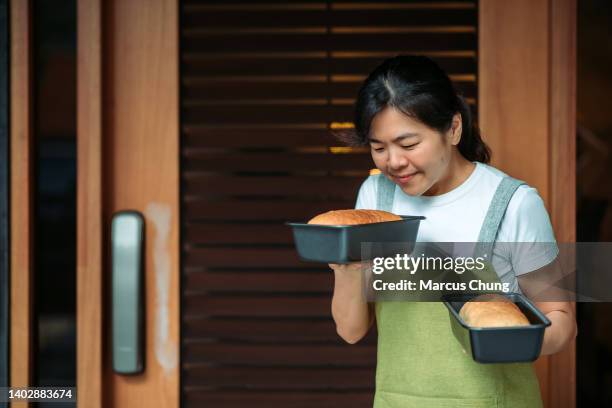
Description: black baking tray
442,292,551,364
286,215,425,264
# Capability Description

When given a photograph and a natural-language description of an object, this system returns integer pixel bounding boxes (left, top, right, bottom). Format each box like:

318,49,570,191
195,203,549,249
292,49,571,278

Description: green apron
372,174,543,408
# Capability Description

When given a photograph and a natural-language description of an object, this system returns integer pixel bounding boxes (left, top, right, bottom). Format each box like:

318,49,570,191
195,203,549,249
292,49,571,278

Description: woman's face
368,106,461,196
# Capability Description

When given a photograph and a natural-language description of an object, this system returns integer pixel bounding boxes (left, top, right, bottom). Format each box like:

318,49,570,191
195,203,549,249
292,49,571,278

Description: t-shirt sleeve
355,175,378,210
497,186,559,275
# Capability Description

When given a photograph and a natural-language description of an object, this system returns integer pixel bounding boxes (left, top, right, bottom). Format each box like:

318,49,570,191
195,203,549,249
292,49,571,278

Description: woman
329,56,576,407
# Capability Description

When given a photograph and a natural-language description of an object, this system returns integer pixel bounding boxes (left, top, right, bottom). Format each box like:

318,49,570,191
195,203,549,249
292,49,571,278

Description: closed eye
401,143,419,150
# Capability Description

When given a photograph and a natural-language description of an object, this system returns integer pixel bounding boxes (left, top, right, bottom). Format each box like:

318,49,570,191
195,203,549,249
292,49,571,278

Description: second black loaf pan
442,292,552,364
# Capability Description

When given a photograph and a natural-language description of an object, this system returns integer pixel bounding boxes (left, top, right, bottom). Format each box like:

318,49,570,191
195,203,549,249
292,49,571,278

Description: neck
422,151,476,196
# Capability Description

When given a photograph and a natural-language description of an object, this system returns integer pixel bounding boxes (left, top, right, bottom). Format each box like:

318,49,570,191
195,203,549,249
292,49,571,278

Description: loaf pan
442,292,551,364
286,215,425,264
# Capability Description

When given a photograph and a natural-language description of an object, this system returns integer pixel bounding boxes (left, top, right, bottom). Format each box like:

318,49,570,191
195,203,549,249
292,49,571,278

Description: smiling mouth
392,172,418,183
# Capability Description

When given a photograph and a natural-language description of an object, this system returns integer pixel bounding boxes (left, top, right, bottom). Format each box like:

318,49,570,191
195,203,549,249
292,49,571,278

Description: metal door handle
111,211,144,374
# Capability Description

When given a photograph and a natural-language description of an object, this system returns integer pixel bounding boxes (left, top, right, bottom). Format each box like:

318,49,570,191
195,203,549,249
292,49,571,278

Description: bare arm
517,259,577,355
329,262,375,344
531,300,577,356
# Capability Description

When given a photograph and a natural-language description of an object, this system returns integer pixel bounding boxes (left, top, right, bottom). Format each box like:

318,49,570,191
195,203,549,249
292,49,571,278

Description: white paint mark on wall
145,202,178,376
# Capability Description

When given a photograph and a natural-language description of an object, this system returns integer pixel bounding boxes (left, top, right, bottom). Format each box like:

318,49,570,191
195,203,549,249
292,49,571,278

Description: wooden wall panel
10,2,34,407
479,0,551,402
549,1,577,407
479,0,576,407
479,0,550,202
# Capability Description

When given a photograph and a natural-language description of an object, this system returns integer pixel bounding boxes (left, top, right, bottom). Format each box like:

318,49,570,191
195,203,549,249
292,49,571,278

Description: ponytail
455,95,491,164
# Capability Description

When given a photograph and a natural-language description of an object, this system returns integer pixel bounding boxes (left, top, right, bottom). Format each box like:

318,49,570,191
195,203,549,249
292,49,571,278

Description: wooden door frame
77,0,104,406
10,2,34,408
479,0,576,407
77,0,180,407
0,0,10,403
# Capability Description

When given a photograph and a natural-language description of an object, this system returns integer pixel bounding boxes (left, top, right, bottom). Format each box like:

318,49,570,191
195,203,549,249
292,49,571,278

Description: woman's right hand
329,261,374,344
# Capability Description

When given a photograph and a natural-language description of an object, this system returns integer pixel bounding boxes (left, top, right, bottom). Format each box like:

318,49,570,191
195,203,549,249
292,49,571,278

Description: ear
449,113,462,145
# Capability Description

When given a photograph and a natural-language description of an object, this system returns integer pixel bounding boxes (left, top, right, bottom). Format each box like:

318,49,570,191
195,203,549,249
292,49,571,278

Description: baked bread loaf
459,294,530,327
307,209,402,225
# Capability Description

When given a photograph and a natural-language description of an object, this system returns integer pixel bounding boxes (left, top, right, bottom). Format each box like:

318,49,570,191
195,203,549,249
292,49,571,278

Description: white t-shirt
355,162,559,292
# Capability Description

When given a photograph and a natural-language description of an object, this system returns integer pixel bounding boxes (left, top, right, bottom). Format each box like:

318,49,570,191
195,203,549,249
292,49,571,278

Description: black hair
335,55,491,163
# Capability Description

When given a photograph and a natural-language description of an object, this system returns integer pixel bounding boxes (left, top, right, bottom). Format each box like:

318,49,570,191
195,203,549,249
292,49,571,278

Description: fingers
329,262,364,272
329,263,354,273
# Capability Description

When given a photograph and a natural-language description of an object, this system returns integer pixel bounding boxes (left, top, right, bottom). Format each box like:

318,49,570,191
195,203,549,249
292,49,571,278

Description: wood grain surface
479,1,576,407
10,1,33,407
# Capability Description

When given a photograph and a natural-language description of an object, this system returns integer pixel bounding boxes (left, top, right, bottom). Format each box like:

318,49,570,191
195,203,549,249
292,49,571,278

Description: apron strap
376,173,396,211
474,176,526,257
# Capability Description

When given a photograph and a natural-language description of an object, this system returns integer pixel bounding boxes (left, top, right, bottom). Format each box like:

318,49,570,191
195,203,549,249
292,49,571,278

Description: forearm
331,264,372,344
540,309,577,356
519,271,577,356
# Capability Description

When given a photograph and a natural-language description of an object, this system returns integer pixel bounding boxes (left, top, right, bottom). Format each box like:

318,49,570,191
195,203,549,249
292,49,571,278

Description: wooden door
77,0,179,407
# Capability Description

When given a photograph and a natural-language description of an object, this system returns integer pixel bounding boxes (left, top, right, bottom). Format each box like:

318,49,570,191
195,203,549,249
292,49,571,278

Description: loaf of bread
459,294,530,327
307,209,402,225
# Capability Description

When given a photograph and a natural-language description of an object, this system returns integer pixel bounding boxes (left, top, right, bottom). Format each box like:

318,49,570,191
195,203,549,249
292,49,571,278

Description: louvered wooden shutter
180,1,477,406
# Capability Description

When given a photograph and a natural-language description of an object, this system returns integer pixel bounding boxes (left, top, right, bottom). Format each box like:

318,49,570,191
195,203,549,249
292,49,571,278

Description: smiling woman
368,107,474,197
329,55,576,408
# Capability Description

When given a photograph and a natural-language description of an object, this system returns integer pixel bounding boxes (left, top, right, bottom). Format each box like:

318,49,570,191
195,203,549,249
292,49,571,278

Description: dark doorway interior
576,0,612,407
32,2,77,407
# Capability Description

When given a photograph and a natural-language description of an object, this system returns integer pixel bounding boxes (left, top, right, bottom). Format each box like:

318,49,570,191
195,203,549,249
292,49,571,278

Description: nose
388,147,408,170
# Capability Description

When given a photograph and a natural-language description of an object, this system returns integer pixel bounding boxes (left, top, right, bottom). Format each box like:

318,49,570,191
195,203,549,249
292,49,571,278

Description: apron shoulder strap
478,176,526,242
475,176,526,257
375,173,396,211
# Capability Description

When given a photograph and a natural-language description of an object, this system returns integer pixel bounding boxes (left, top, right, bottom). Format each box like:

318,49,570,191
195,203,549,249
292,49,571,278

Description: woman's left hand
531,300,577,356
517,259,578,356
